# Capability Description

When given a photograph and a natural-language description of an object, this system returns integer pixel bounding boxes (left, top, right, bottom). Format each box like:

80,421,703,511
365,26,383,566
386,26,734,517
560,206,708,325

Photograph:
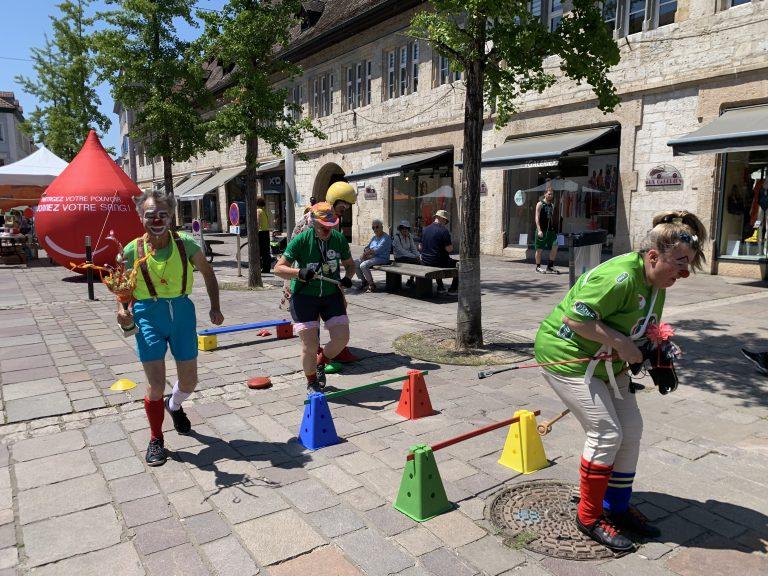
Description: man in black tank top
535,181,560,274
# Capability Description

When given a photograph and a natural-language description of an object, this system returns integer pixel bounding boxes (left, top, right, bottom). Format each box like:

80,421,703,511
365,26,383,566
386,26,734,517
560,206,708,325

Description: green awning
179,166,245,201
346,149,452,181
668,105,768,156
477,126,617,170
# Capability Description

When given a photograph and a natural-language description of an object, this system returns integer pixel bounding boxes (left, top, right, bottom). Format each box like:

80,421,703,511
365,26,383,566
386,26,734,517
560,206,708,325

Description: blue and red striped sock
603,470,635,514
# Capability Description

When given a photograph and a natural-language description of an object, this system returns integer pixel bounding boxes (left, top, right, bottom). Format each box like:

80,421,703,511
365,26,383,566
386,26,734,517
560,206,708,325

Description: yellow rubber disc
110,378,137,391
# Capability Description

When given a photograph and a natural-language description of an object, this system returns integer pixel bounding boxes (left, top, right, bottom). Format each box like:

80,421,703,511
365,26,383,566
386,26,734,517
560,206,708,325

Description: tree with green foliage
411,1,621,349
94,0,214,194
198,0,324,288
16,0,110,161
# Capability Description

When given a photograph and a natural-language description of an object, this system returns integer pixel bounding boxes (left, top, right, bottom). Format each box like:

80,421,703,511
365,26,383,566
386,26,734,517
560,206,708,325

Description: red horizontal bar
406,410,541,461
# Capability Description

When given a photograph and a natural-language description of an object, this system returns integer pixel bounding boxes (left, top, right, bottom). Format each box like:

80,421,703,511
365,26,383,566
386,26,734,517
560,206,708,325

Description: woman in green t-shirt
534,211,707,551
274,202,356,393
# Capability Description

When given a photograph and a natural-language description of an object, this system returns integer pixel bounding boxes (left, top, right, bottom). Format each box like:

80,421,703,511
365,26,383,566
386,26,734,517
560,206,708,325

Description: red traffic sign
229,202,240,226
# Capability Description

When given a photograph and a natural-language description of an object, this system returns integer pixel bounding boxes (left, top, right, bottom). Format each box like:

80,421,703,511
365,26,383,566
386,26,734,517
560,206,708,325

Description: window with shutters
411,41,420,93
437,54,462,86
387,50,396,99
311,72,333,118
365,61,372,105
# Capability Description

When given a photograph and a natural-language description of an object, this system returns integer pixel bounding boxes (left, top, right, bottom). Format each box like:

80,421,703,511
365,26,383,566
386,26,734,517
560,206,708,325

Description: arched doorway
312,162,352,241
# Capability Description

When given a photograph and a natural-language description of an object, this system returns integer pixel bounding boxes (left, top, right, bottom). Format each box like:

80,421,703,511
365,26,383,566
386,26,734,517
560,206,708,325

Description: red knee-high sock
144,397,165,441
318,350,336,364
578,456,613,526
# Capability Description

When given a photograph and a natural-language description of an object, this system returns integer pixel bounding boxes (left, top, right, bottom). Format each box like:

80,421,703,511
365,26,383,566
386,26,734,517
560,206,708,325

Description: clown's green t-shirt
534,252,665,380
283,227,351,297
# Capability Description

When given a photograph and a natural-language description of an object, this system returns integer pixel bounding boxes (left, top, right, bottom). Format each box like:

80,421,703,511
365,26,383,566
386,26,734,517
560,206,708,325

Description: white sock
168,381,191,411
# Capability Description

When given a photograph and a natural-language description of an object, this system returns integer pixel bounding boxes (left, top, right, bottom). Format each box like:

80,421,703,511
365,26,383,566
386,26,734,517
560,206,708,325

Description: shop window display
201,194,219,231
505,153,619,248
718,150,768,259
390,173,454,241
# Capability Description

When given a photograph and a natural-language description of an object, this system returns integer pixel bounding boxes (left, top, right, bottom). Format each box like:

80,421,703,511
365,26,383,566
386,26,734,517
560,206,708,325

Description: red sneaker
335,347,360,363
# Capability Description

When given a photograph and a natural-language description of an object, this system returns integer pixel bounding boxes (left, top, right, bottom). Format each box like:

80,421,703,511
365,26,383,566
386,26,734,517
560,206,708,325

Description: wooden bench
370,261,458,297
197,319,294,351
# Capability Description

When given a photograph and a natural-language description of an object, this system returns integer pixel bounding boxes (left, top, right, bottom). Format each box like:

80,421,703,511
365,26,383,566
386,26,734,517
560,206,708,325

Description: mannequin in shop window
745,179,767,255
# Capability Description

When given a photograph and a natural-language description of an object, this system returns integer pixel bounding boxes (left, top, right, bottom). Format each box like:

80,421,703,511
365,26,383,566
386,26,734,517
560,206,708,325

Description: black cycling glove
298,268,315,282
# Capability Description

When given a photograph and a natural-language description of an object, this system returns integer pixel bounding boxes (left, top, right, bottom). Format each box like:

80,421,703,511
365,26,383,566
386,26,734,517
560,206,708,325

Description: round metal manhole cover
487,480,616,560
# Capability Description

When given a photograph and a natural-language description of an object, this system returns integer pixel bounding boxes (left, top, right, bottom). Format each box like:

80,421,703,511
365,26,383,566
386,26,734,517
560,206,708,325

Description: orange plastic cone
396,370,435,420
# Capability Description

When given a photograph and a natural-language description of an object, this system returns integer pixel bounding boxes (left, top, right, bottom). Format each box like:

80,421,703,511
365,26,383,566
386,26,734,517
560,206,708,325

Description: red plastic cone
396,370,435,420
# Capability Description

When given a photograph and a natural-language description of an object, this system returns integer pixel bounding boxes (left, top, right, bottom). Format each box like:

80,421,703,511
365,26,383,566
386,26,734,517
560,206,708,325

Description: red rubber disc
247,377,272,390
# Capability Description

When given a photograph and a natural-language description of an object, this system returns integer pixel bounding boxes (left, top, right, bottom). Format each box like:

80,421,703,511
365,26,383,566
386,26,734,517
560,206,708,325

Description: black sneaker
576,515,634,552
306,381,322,394
145,437,167,466
606,506,661,538
306,375,325,394
546,266,560,275
741,348,768,375
316,363,327,388
164,397,192,435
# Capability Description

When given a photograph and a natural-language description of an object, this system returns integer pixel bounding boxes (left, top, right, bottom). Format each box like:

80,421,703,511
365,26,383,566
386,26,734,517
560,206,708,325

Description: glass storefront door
718,150,768,259
504,147,620,249
201,194,219,231
390,173,454,241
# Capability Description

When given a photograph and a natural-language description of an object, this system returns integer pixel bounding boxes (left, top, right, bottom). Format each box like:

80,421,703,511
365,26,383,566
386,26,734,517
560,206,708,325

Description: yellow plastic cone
498,409,549,474
110,378,137,392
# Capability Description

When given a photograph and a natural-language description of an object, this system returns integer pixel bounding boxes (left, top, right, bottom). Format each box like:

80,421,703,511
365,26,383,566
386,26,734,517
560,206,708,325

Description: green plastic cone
393,444,452,522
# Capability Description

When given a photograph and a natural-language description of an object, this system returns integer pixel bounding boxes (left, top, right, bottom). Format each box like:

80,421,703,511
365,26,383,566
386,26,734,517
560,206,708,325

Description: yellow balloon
110,378,137,392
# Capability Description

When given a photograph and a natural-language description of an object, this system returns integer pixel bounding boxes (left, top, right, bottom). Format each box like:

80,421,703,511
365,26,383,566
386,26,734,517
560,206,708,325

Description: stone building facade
0,92,35,166
130,0,768,278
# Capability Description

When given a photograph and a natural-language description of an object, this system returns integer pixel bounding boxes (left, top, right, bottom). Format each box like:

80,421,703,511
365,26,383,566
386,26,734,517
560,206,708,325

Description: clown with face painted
534,211,707,552
117,190,224,466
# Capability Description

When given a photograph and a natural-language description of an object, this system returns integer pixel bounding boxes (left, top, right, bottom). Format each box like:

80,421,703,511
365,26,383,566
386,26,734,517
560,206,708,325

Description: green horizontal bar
304,370,429,404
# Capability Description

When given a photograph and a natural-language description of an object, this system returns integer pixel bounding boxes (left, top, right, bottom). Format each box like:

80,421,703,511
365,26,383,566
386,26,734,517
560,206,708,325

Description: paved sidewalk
0,245,766,575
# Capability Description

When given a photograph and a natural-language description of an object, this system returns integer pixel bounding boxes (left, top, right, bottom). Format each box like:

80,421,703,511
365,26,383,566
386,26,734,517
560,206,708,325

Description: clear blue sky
0,0,228,157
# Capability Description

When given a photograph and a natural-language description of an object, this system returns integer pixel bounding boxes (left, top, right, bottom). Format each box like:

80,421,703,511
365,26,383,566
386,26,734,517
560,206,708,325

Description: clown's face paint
646,244,695,289
313,221,332,240
142,198,172,238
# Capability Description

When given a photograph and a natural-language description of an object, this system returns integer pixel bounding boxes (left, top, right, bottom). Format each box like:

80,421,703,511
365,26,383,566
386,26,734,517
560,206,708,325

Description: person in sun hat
419,209,458,294
281,181,360,364
273,202,356,393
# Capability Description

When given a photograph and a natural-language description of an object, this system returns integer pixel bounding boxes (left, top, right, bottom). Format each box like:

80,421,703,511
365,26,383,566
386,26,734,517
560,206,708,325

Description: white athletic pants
541,369,643,471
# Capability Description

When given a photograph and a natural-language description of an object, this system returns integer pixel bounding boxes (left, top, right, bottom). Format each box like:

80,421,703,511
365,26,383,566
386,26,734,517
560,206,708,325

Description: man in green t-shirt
274,202,356,392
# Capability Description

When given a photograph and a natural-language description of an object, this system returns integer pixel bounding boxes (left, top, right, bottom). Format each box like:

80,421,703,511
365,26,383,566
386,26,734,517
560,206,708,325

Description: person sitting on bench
420,210,458,294
393,220,421,287
355,219,391,292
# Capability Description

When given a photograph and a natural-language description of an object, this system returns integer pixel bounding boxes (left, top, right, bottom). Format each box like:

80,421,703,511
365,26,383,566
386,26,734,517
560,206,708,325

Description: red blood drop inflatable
36,130,145,272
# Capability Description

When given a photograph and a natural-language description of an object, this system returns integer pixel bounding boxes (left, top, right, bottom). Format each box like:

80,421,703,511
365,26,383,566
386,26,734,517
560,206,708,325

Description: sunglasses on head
678,231,699,249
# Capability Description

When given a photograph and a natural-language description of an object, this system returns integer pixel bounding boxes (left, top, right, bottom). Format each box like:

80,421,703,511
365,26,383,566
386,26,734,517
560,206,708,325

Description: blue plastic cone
298,392,340,450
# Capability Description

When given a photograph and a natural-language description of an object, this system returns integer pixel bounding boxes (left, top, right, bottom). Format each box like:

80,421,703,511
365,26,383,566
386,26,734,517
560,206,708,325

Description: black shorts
289,291,348,332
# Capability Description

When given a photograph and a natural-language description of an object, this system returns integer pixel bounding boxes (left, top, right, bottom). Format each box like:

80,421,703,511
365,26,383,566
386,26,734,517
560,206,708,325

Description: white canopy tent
0,146,68,186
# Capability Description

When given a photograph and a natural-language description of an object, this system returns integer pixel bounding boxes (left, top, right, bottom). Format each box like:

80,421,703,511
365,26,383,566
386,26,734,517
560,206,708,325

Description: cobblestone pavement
0,241,766,575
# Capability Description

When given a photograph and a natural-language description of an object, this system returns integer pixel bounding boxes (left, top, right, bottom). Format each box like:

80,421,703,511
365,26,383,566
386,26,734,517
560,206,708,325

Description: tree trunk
245,136,263,287
163,155,173,195
456,23,485,350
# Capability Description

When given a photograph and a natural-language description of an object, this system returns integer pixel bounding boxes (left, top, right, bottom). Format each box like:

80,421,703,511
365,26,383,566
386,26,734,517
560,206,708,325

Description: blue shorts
133,296,198,363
